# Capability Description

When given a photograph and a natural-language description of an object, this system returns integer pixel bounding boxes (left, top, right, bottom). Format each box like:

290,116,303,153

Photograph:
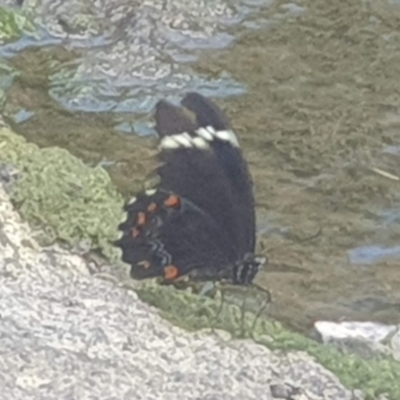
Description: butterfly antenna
155,100,196,137
182,92,230,130
239,296,248,338
250,296,271,338
251,283,273,301
212,286,226,333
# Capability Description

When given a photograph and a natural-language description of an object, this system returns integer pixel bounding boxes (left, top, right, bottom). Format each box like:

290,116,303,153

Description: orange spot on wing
147,202,157,212
131,227,140,238
164,265,179,280
137,212,146,225
164,194,181,208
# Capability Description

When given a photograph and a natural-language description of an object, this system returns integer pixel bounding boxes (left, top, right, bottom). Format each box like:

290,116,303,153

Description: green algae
0,6,35,42
0,127,124,260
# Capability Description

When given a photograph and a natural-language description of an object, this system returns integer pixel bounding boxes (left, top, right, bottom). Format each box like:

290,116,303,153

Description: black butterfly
115,93,265,284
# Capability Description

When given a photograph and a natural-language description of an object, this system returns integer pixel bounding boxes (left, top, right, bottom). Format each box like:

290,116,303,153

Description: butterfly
115,92,265,284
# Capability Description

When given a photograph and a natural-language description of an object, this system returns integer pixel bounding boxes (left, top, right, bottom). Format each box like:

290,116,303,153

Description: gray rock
0,162,20,193
0,184,361,399
314,320,400,361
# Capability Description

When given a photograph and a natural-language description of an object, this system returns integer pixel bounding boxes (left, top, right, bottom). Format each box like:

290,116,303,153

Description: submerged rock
1,0,260,114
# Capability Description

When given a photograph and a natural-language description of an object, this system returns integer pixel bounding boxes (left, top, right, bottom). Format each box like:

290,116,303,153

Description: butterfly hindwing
115,189,236,280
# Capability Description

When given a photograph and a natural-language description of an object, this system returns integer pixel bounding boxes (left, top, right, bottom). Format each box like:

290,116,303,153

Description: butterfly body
115,93,264,284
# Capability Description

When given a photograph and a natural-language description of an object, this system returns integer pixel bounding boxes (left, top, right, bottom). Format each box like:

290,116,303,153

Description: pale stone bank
0,183,363,400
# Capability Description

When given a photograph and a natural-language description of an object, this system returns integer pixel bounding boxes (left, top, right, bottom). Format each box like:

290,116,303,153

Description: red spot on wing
164,265,180,280
137,212,146,225
164,194,181,209
131,227,140,238
147,202,158,212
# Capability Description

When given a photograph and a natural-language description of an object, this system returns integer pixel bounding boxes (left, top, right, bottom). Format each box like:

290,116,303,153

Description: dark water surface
2,0,400,333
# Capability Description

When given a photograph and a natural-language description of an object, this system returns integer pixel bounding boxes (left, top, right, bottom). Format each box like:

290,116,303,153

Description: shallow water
1,0,268,117
2,0,400,334
349,245,400,265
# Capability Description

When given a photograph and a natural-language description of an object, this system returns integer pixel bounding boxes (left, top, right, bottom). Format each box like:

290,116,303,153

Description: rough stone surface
0,183,363,399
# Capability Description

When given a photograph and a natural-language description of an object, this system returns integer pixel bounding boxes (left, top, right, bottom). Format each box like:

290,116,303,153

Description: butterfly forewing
156,100,243,262
182,93,256,257
155,100,197,137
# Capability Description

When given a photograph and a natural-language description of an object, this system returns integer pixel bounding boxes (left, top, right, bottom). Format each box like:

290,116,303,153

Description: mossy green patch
0,6,35,42
0,127,124,260
134,281,400,400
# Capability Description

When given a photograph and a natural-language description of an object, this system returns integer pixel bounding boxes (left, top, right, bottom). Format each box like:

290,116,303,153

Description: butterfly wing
181,93,256,257
155,100,243,262
115,189,236,281
115,93,262,284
